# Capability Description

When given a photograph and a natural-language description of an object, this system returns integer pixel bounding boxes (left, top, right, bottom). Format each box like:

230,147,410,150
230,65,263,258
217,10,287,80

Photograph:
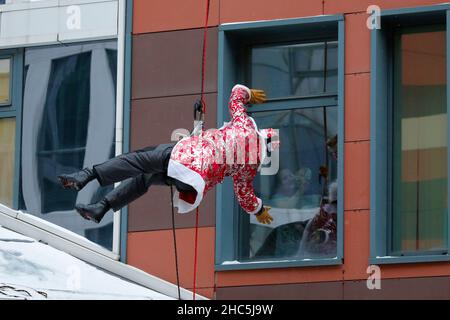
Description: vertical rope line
193,0,211,301
170,185,181,300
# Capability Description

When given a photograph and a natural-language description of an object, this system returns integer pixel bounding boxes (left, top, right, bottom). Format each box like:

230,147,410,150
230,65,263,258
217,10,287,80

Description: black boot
58,168,96,191
75,199,110,224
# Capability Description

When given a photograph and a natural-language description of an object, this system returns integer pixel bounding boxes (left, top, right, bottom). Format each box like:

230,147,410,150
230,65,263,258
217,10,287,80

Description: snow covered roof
0,226,172,300
0,203,207,300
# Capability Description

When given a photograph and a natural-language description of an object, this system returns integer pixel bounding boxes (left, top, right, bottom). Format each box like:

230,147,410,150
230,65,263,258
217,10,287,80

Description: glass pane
20,41,117,250
0,58,11,105
392,29,448,254
0,118,15,207
238,107,338,261
251,41,338,99
325,42,338,94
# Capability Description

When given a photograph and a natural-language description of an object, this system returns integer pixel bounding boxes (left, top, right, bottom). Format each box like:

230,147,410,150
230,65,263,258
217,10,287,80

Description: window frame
216,15,345,271
371,3,450,265
6,40,122,258
0,0,129,260
0,49,23,210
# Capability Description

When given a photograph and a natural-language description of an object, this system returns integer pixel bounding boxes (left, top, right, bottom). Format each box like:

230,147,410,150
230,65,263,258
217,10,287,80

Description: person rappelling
57,84,279,225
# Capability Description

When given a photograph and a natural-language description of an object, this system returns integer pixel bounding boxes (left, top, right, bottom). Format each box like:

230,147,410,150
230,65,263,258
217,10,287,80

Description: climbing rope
192,0,211,301
170,185,181,300
169,0,210,301
200,0,211,114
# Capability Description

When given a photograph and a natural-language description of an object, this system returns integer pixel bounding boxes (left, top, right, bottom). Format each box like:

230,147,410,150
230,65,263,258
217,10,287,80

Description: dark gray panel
128,93,217,231
344,276,450,300
132,28,218,99
216,281,344,300
128,184,215,232
217,276,450,300
130,93,217,149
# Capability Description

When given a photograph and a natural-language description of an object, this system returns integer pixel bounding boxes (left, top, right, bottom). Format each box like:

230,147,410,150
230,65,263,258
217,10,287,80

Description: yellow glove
250,89,267,104
256,206,274,225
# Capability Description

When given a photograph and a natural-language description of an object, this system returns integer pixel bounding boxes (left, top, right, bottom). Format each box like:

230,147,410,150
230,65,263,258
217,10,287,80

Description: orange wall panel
220,0,323,24
345,73,370,142
344,210,371,280
133,0,219,34
344,141,370,211
324,0,449,14
345,13,371,74
127,227,216,289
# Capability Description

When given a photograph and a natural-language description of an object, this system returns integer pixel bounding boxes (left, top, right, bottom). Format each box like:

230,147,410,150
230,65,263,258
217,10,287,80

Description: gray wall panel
132,28,218,99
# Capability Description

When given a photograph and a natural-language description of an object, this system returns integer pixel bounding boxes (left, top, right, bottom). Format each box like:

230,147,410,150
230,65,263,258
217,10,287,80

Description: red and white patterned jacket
168,84,279,214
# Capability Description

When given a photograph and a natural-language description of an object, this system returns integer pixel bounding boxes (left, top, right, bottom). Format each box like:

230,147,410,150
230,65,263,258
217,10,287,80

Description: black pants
93,143,194,211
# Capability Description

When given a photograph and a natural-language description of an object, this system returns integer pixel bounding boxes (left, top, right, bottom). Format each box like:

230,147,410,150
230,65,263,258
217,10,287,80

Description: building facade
127,0,450,300
0,0,127,260
2,0,450,300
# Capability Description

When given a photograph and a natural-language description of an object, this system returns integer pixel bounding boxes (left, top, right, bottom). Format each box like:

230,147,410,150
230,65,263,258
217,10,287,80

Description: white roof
0,203,207,300
0,225,172,300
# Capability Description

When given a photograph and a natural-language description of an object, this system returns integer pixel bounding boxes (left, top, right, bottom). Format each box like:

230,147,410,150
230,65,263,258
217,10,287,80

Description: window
0,1,127,258
19,40,117,250
371,5,450,263
0,118,15,207
251,41,338,99
217,16,344,270
242,107,338,261
392,28,447,255
0,56,13,206
0,49,22,210
0,58,11,105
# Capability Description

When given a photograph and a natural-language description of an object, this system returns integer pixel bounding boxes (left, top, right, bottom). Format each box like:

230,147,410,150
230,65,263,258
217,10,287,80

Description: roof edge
0,205,207,300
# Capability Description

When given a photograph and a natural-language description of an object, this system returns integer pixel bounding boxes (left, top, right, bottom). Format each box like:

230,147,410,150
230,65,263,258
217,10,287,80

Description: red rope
200,0,211,114
192,207,200,300
193,0,211,301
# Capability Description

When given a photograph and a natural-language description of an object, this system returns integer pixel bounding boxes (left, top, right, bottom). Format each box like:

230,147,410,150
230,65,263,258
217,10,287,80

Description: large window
392,28,447,255
19,41,117,250
241,107,338,260
371,5,450,263
0,50,21,210
217,16,344,270
0,56,14,206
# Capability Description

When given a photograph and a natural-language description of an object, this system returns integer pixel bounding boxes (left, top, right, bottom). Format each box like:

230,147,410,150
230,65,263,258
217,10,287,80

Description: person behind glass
57,85,280,225
303,134,339,254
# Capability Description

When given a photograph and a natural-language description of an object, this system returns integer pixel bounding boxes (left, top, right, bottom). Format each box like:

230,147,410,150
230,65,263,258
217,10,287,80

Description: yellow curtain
0,118,15,207
0,59,10,104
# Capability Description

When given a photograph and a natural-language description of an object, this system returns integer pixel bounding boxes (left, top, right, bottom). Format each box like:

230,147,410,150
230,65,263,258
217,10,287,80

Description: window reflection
251,41,338,100
392,30,448,254
0,58,11,105
20,41,117,250
0,118,15,207
239,107,338,260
